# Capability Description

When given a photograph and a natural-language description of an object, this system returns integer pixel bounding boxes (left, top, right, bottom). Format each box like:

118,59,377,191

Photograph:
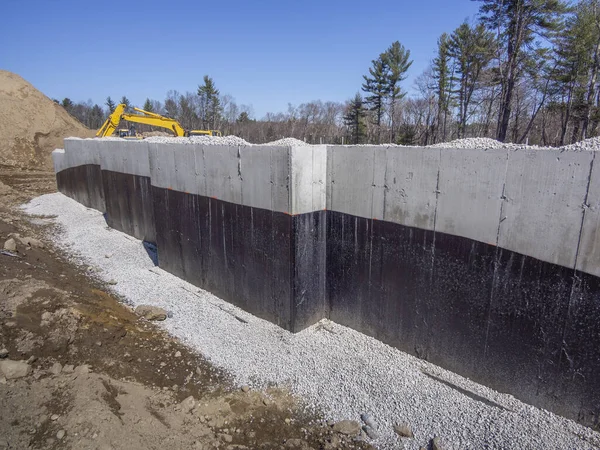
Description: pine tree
143,98,154,112
197,76,222,130
343,93,367,144
120,96,131,111
448,22,495,138
237,111,250,123
105,96,116,114
362,54,389,142
477,0,567,141
61,98,73,112
384,41,413,142
432,33,453,141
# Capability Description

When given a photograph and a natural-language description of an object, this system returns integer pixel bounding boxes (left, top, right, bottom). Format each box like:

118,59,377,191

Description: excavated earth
0,166,373,450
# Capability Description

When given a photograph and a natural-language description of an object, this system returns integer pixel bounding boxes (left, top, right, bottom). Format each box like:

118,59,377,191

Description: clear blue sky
0,0,481,118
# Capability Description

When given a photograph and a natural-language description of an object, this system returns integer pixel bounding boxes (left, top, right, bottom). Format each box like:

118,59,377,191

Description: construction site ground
0,165,372,450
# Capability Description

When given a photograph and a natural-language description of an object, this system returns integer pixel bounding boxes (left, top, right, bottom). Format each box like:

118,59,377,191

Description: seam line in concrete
484,147,511,359
558,151,597,369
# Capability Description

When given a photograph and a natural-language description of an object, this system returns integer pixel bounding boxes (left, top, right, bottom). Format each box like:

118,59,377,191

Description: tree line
58,0,600,146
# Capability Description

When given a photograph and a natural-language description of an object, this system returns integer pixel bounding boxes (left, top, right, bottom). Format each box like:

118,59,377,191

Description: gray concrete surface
498,149,592,269
577,153,600,276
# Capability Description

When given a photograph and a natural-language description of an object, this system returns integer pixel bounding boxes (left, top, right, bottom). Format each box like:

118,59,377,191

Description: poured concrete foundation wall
54,139,600,429
55,139,327,332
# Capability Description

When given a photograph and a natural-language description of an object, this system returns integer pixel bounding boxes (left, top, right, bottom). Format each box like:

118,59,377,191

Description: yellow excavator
96,104,222,138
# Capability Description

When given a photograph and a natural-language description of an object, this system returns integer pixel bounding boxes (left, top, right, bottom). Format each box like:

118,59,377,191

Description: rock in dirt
432,437,443,450
332,420,361,436
135,305,168,321
0,348,8,358
220,434,233,443
50,362,62,375
62,364,74,373
19,236,44,248
241,385,250,393
74,364,90,375
284,438,312,449
180,395,196,413
394,423,414,438
56,429,65,440
3,238,17,252
0,359,32,379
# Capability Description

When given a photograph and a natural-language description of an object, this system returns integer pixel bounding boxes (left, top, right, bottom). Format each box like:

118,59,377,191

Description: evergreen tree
384,41,413,142
432,33,453,141
143,98,154,112
448,22,495,138
477,0,567,141
362,54,389,142
120,96,131,111
105,96,116,113
343,93,367,144
553,0,600,143
237,111,250,123
61,98,73,112
197,75,222,129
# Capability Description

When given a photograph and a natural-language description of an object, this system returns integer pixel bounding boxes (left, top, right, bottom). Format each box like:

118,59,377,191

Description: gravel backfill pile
145,135,250,146
265,137,312,146
23,194,600,450
561,136,600,151
427,137,528,149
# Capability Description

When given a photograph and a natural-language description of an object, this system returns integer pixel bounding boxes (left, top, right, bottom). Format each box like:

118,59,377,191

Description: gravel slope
23,194,600,450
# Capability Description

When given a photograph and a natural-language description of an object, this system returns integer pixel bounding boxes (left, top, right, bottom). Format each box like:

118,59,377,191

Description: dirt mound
0,70,94,170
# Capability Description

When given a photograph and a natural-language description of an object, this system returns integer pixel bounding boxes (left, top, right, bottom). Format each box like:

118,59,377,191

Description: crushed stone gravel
22,193,600,450
264,137,312,146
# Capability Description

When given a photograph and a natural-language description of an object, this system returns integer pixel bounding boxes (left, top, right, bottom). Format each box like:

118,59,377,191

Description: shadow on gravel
143,241,158,266
422,371,511,412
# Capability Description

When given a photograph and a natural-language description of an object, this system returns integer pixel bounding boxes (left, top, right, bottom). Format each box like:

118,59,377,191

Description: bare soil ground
0,165,372,450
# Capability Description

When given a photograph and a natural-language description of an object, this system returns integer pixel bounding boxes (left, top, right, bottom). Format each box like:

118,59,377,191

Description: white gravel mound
145,135,250,146
427,137,522,149
265,137,312,146
22,193,600,450
561,136,600,151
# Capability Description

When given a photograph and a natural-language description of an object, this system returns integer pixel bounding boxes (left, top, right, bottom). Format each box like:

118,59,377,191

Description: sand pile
0,70,94,170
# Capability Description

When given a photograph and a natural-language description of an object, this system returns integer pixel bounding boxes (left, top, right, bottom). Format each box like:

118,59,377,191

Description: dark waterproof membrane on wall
55,156,600,430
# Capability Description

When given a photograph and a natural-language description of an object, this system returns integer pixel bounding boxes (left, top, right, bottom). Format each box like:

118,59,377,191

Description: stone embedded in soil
0,348,8,358
74,364,90,375
432,436,443,450
220,434,233,443
56,430,65,440
3,238,17,251
332,420,361,436
180,395,196,413
135,305,168,321
50,362,62,375
19,236,44,248
241,385,250,392
62,364,74,373
0,359,32,379
394,422,414,438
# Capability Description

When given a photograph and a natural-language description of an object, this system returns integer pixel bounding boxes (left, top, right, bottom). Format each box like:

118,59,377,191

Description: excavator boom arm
120,113,186,136
96,104,126,137
96,104,186,137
